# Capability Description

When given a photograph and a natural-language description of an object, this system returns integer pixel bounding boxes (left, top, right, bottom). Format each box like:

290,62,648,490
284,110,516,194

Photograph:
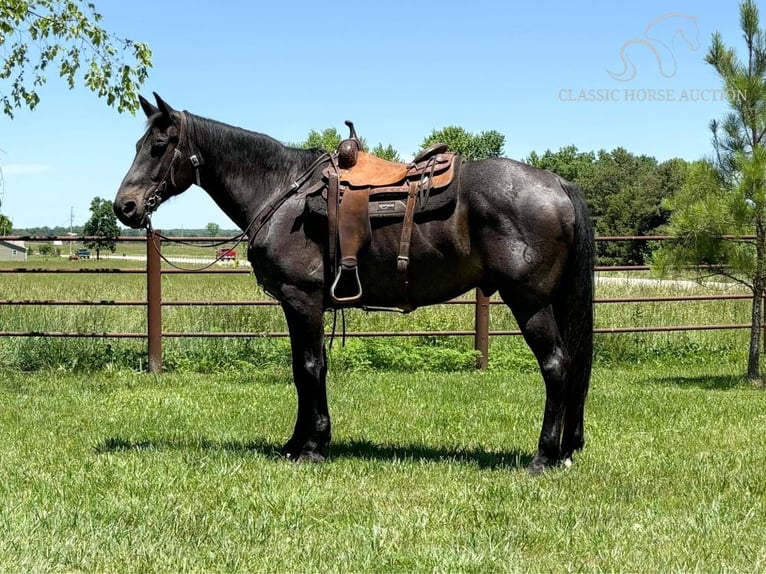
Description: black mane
188,114,322,177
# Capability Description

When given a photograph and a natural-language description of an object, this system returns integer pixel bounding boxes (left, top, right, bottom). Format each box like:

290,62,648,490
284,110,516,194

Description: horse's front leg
280,297,330,462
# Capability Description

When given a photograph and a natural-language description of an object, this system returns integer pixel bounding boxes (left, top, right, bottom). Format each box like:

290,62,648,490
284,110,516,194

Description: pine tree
655,0,766,383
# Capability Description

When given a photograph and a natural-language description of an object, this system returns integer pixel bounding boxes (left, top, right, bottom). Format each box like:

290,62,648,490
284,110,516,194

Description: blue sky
0,1,747,229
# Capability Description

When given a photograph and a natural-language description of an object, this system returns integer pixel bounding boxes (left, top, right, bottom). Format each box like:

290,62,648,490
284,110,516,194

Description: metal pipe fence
0,232,754,372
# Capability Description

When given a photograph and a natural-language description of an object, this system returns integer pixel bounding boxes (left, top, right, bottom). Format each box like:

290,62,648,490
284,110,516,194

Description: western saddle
312,121,459,306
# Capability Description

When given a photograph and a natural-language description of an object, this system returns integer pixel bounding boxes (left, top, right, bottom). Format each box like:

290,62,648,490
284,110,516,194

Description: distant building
0,240,28,261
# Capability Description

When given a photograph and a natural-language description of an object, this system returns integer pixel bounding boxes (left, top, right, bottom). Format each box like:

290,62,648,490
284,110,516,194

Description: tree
527,145,596,183
300,127,343,153
527,145,687,265
300,127,371,154
296,127,403,161
206,222,220,237
82,196,118,259
420,126,505,160
654,0,766,383
370,143,401,162
0,213,11,235
0,1,152,117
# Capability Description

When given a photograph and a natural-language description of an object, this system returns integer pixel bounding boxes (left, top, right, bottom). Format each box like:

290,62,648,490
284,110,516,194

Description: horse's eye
150,140,168,158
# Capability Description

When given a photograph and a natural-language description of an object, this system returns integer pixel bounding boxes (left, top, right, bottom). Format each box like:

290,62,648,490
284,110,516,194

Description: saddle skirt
306,150,461,219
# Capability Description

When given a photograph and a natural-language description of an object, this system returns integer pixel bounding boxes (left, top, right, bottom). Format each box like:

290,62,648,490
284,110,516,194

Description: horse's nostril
121,201,137,216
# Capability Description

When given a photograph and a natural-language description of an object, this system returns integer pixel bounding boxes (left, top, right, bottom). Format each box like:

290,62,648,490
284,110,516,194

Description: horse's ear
153,92,176,118
139,95,158,118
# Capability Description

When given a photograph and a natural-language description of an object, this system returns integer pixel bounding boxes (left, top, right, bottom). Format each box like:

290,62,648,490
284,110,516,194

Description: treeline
527,146,689,265
13,139,691,266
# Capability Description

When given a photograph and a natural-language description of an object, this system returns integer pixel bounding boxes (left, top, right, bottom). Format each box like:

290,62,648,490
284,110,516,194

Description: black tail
556,180,594,454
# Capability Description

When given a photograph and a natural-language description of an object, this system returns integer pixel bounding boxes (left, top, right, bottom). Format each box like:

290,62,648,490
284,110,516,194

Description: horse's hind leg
281,297,331,462
507,299,569,473
561,376,588,461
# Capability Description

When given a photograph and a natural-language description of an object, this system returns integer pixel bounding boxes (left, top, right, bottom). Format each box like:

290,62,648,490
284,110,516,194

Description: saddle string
327,308,347,350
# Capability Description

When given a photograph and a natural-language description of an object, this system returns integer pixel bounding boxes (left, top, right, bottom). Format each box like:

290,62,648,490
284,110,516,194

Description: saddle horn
338,120,361,169
344,120,359,141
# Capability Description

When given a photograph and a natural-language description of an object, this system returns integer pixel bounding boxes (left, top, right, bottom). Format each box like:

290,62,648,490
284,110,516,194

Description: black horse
113,93,594,472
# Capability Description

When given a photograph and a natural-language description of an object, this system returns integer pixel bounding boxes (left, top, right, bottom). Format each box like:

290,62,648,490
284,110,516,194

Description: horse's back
460,157,576,228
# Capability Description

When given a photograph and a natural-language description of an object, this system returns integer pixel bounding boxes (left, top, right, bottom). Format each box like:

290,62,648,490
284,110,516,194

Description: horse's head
113,93,202,228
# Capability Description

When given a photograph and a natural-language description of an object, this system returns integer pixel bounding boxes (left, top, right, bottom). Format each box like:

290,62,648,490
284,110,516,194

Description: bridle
142,110,204,228
141,110,330,241
140,113,332,271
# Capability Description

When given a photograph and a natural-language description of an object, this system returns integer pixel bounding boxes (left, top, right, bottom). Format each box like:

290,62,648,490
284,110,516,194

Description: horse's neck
190,116,316,230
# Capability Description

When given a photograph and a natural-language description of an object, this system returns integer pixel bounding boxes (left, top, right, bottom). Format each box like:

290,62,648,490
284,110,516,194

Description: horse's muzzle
113,195,147,229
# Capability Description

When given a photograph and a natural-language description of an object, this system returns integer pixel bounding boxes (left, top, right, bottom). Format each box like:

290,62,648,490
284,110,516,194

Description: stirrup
330,264,363,304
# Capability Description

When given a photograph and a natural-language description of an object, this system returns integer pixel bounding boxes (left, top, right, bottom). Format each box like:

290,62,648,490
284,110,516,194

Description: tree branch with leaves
0,0,152,117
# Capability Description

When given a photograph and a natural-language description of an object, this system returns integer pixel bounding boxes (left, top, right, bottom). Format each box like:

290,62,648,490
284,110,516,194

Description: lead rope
144,217,253,272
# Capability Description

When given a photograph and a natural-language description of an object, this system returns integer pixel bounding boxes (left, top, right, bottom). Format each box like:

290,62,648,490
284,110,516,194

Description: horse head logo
609,13,700,82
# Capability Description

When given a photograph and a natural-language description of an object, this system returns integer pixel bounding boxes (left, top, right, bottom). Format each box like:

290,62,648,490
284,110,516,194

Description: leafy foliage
654,160,755,281
655,0,766,382
296,126,407,163
82,196,118,258
369,143,401,162
527,145,595,183
0,0,152,117
299,127,343,153
297,127,369,155
0,213,11,234
420,126,504,160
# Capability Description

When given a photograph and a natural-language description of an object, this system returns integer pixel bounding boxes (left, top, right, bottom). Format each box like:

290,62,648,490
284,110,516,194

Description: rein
144,146,332,272
140,135,352,345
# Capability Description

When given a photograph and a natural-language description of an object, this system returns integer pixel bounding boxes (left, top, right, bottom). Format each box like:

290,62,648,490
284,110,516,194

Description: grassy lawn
1,359,764,573
0,249,762,571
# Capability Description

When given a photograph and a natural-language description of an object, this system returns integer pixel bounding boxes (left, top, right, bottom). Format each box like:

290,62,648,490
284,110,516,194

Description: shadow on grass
651,374,748,390
331,439,532,470
95,436,532,470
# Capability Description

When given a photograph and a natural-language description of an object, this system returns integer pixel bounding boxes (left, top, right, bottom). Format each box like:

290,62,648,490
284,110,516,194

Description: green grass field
0,251,763,571
0,360,764,573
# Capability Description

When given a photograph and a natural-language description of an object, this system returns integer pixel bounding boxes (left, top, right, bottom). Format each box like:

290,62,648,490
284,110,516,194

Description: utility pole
0,187,6,236
69,206,74,256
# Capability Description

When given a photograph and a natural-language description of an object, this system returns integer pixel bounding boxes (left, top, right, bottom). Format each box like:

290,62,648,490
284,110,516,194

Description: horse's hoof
280,444,301,461
528,452,557,474
281,443,327,463
297,450,326,463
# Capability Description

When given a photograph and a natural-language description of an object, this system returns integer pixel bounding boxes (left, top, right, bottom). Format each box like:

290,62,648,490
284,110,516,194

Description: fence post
474,288,490,369
147,229,162,373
